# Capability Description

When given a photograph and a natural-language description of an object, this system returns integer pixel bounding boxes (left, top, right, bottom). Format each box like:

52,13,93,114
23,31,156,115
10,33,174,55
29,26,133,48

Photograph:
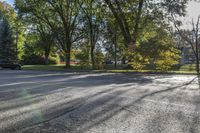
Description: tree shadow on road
1,73,199,133
133,76,198,104
61,75,200,133
0,73,155,132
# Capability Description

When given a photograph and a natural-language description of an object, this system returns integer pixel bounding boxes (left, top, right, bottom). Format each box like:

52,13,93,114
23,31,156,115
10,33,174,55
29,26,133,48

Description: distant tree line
0,0,194,71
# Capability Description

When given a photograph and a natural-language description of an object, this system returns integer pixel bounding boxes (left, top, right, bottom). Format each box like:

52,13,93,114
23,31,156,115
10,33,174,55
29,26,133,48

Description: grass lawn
22,64,93,71
22,64,199,74
178,64,197,71
23,64,66,71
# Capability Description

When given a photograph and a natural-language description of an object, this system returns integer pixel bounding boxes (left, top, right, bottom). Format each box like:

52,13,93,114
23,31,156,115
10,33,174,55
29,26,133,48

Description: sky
187,1,200,19
1,0,14,6
181,1,200,29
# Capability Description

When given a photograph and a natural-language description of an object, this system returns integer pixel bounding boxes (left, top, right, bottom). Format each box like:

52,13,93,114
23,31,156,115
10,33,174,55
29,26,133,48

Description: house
180,46,196,65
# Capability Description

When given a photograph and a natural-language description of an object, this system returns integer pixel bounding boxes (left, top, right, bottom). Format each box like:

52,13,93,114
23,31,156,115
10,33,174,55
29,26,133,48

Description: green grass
22,64,199,74
22,64,66,71
104,68,197,75
22,64,93,71
178,64,197,71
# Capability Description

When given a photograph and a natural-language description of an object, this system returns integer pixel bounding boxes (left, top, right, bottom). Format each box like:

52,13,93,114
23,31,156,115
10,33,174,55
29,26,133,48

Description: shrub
23,54,58,65
76,51,91,68
128,51,149,70
155,50,180,71
48,56,59,64
94,51,104,69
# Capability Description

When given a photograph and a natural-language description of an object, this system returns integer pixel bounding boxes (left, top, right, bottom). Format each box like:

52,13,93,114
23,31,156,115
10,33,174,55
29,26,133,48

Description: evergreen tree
0,11,16,61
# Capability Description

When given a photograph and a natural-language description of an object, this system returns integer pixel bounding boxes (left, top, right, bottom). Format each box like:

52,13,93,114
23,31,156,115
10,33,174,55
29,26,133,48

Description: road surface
0,70,200,133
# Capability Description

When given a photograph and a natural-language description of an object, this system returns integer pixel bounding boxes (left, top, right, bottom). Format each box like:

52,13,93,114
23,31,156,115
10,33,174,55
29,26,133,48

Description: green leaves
13,0,190,69
0,12,16,61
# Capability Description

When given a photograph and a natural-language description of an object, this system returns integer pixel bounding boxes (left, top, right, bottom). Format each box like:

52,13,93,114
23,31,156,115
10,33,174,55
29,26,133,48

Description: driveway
0,70,200,133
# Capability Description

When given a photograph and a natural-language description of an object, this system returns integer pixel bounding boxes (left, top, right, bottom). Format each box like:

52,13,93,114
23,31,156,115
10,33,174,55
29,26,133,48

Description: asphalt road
0,70,200,133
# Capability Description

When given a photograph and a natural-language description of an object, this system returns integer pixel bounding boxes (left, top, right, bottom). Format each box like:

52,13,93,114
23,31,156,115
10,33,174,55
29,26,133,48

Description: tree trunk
196,52,200,75
122,39,133,64
44,54,49,65
91,45,95,69
15,31,19,61
114,33,117,69
114,45,117,69
196,59,199,75
65,47,71,69
44,44,51,65
122,57,126,64
195,32,199,75
133,0,144,43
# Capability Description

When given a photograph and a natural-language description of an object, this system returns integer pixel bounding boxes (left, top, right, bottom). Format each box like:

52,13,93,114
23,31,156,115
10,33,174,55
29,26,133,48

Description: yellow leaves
128,45,181,71
129,51,149,70
0,2,16,24
155,50,180,71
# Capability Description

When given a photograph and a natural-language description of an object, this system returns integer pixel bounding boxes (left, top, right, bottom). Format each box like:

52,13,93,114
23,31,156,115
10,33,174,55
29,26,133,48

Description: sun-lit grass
22,64,198,74
106,70,197,74
22,64,66,71
178,64,197,71
22,64,94,71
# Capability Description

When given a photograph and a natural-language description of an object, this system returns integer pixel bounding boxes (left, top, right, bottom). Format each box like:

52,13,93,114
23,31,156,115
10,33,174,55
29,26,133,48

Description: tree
173,15,200,74
128,24,180,71
104,0,135,49
75,43,91,68
103,19,120,69
155,50,180,71
36,24,55,65
80,0,103,68
0,12,16,61
47,0,82,68
103,0,188,49
14,0,190,70
16,0,82,68
0,1,25,61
